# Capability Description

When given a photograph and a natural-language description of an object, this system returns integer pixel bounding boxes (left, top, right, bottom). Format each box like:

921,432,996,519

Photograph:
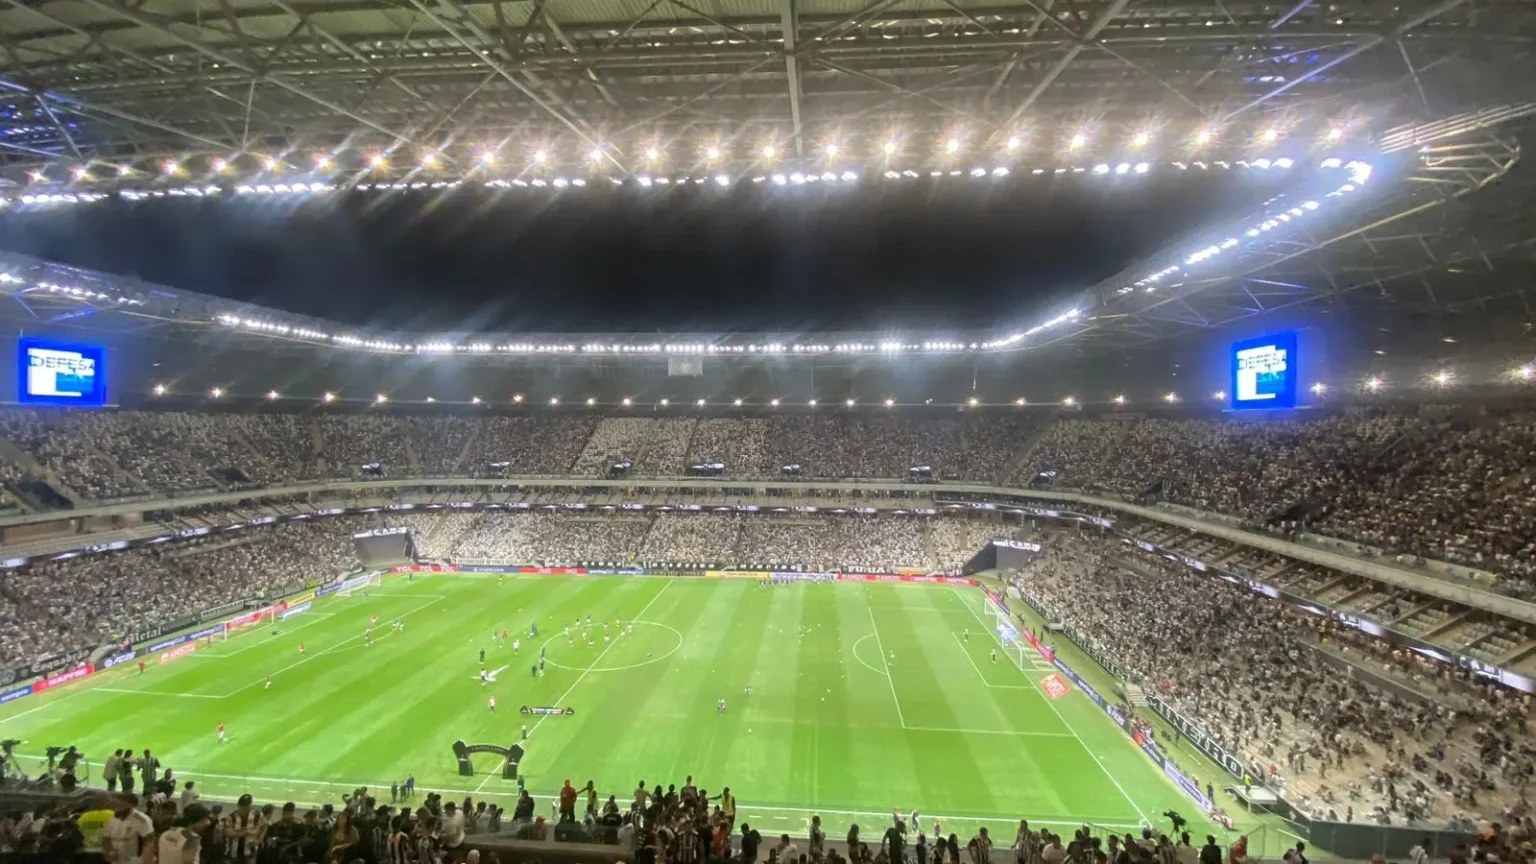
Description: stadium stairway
0,437,85,508
994,420,1054,486
1123,682,1149,707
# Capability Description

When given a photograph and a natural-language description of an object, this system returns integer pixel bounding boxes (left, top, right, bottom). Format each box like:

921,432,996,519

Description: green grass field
0,574,1234,841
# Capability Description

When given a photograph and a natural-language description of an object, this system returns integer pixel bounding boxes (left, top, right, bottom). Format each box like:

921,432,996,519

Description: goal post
337,571,383,598
983,592,1031,672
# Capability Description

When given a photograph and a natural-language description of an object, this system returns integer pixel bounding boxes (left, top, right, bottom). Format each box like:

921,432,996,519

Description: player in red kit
217,723,227,744
137,660,146,674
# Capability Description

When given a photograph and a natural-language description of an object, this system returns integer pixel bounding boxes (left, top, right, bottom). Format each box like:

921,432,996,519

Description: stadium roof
0,0,1533,359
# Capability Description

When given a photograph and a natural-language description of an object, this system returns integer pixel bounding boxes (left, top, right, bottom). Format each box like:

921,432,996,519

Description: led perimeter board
1229,331,1297,411
17,338,108,407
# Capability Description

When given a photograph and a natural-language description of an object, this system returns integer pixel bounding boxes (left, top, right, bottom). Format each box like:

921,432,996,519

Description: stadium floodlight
1516,365,1535,382
1015,397,1027,406
263,156,280,171
315,153,333,169
1069,132,1086,150
945,138,961,155
210,159,227,174
885,398,895,407
210,387,224,398
705,146,722,161
734,398,743,406
533,150,548,165
27,169,47,183
1005,136,1021,152
1196,128,1214,145
622,397,633,406
645,147,661,162
420,152,439,169
808,399,818,406
883,140,898,156
1261,128,1280,144
153,384,167,396
824,142,839,158
967,396,979,406
117,164,133,177
1310,382,1328,395
697,398,706,406
1364,376,1384,392
845,398,855,406
1327,127,1344,142
1132,131,1151,147
587,397,597,405
266,390,280,400
761,144,777,160
368,153,387,169
549,397,560,405
1165,392,1179,403
1062,396,1076,405
478,149,497,166
162,160,181,175
770,398,780,406
660,398,670,406
1211,390,1225,400
589,148,605,163
513,393,524,403
323,391,336,403
1432,370,1454,387
375,393,388,404
1113,395,1125,405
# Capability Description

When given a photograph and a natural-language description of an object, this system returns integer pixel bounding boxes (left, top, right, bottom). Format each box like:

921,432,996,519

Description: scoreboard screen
17,339,108,407
1229,331,1297,410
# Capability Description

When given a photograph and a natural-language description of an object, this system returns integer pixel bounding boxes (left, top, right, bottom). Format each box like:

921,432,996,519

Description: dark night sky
0,172,1290,332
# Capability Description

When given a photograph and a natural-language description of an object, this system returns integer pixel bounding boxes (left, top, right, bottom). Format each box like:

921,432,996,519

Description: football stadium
0,1,1535,862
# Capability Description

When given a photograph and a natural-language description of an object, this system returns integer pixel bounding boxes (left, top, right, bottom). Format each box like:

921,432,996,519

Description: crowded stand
0,517,366,669
1013,532,1534,828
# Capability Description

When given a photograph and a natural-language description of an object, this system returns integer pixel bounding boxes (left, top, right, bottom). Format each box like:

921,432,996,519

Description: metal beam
0,75,227,150
1002,0,1133,129
780,0,805,156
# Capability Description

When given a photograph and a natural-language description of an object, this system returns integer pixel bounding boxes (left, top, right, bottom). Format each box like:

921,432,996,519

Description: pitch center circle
541,620,683,672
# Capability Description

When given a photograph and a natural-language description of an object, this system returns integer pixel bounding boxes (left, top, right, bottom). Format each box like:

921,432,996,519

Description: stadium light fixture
117,165,132,177
1132,131,1151,147
549,397,560,405
883,140,898,156
733,398,743,406
1015,398,1026,406
588,397,597,405
315,153,334,169
323,391,336,403
945,138,961,155
761,144,777,160
705,146,722,162
1261,128,1280,144
845,398,855,406
153,384,167,396
885,398,895,407
1432,370,1454,387
420,152,439,169
1069,133,1086,150
368,153,387,170
1195,128,1214,145
375,393,388,404
1211,390,1225,400
1515,365,1534,382
513,393,524,403
71,166,90,182
1164,392,1179,403
589,148,605,164
1113,395,1125,405
465,396,478,405
1364,376,1384,393
697,398,707,406
824,142,840,158
967,396,979,406
622,397,633,406
660,398,670,406
27,169,46,183
210,159,227,174
1005,136,1021,152
1310,382,1328,395
263,156,280,172
1062,396,1076,406
266,390,280,400
1327,127,1344,142
210,387,224,398
770,398,780,407
162,160,181,175
478,150,497,166
645,147,661,162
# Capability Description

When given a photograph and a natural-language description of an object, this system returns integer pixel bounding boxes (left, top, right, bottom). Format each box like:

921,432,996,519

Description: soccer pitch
0,574,1226,840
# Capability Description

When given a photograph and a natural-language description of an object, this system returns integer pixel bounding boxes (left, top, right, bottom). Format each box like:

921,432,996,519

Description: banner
101,649,139,669
0,685,32,705
0,647,93,686
199,599,249,622
1146,693,1257,783
520,705,575,715
159,643,197,665
32,664,95,693
280,601,312,620
1040,674,1069,700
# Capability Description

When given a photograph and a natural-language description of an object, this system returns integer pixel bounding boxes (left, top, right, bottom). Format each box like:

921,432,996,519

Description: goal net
983,593,1031,672
337,571,383,598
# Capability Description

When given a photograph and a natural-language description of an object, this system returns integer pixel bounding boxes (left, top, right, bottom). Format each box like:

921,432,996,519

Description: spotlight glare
1113,395,1125,405
1069,133,1086,149
1063,396,1076,405
513,394,524,403
315,153,333,169
1261,128,1280,144
762,144,777,160
622,397,633,406
1015,397,1026,406
770,398,780,406
1164,392,1179,403
1518,365,1535,382
589,148,605,163
153,384,167,396
471,396,482,404
369,153,387,169
72,166,91,181
323,391,336,403
706,146,721,161
1432,370,1454,387
549,396,559,405
211,158,227,174
645,147,661,162
660,398,670,406
885,398,895,407
162,160,181,175
883,140,898,156
263,156,279,171
1212,390,1225,400
210,387,224,399
420,152,438,168
1327,127,1344,142
1132,131,1150,147
697,398,706,406
375,393,388,404
478,150,497,166
266,390,279,400
845,398,855,406
1364,376,1383,392
1196,129,1213,145
967,396,979,406
533,150,548,165
945,138,961,155
824,142,839,157
1005,136,1020,152
733,398,743,406
588,397,597,405
1310,382,1328,395
808,399,818,406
